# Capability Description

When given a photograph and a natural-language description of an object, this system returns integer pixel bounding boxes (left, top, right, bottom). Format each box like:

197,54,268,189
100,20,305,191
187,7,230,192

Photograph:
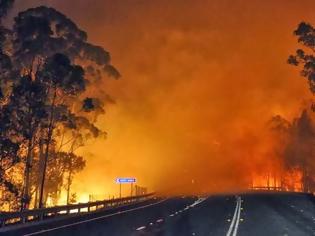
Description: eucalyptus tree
0,3,119,209
288,23,315,191
6,74,47,209
288,22,315,95
0,0,21,206
11,6,119,208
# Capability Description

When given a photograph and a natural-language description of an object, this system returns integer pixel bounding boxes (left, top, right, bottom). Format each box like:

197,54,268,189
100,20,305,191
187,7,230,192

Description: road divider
226,196,242,236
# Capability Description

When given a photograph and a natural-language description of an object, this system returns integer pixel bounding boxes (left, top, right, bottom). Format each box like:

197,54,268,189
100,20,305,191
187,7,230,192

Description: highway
3,192,315,236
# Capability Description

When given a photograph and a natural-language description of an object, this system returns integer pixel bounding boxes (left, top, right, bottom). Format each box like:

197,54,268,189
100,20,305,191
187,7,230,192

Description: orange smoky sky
10,0,315,197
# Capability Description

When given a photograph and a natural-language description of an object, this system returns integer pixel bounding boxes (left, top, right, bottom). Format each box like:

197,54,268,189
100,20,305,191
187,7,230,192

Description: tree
36,53,87,208
0,0,21,203
288,22,315,192
0,0,14,20
288,22,315,95
284,110,315,192
57,152,85,205
6,74,47,209
267,115,291,189
0,4,119,210
12,6,119,79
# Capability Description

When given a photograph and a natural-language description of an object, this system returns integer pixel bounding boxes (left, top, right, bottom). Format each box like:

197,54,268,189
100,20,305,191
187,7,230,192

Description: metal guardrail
250,186,283,191
0,193,155,227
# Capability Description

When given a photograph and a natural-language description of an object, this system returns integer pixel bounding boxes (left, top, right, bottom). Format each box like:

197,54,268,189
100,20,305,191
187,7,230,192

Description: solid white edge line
23,199,167,236
226,196,240,236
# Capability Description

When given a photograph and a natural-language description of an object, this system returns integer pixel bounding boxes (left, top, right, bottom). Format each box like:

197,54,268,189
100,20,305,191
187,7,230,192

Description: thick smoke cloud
9,0,315,197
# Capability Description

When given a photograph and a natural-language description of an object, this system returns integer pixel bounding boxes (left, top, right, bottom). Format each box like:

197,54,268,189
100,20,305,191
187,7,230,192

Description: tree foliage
0,3,119,210
288,22,315,95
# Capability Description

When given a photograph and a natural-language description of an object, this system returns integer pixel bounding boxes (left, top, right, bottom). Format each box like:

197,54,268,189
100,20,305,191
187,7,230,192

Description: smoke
9,0,315,197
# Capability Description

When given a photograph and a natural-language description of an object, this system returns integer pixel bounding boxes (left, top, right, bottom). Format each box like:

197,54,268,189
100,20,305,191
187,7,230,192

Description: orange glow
12,0,315,199
282,170,303,192
252,175,280,189
251,170,303,192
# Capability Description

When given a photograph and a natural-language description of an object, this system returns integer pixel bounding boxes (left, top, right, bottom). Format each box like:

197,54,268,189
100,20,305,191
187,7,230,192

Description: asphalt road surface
3,192,315,236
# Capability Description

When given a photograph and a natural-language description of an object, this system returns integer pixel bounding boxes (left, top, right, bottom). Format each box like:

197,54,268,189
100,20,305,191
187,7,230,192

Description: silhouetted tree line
0,0,119,210
288,21,315,192
268,111,315,192
264,21,315,192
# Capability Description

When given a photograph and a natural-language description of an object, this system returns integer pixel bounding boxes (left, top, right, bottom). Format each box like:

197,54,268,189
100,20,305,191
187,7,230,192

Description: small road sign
116,178,136,183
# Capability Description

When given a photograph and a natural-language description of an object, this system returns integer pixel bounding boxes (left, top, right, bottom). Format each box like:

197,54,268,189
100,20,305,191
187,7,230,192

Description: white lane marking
23,199,167,236
167,197,207,219
156,219,164,223
233,197,242,236
190,197,207,208
226,196,242,236
136,226,146,231
226,196,239,236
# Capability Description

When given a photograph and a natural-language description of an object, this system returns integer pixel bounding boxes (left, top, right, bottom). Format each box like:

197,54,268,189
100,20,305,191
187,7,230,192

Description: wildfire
251,169,303,192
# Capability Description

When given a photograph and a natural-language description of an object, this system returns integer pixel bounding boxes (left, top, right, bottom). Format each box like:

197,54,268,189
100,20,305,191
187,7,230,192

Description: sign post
116,178,136,199
119,182,122,199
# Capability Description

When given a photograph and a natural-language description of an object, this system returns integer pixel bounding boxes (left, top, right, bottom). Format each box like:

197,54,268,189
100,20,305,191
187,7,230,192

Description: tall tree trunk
303,166,308,192
66,140,77,204
38,88,57,208
34,185,38,209
35,138,44,208
66,167,73,204
21,137,33,211
267,172,270,190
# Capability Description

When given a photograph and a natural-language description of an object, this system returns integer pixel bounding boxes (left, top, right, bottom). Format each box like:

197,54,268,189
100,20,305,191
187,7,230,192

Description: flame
251,169,303,192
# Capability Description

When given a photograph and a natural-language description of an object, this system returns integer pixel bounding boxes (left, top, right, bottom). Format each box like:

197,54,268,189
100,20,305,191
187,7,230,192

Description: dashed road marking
136,226,146,231
190,197,207,208
23,199,168,236
132,197,208,234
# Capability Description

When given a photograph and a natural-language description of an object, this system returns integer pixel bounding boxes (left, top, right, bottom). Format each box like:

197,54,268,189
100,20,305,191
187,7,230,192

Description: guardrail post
39,212,44,221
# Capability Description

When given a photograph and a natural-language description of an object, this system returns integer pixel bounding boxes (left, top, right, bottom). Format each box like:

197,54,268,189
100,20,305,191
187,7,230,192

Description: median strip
226,196,242,236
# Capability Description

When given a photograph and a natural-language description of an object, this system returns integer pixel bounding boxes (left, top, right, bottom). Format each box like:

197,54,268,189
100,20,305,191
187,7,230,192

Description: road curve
3,192,315,236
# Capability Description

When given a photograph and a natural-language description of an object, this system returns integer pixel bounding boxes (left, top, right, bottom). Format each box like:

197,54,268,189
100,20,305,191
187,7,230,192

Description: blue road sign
116,178,136,183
